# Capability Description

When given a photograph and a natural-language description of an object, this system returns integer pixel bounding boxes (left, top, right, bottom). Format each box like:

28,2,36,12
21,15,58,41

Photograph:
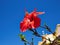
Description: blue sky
0,0,60,45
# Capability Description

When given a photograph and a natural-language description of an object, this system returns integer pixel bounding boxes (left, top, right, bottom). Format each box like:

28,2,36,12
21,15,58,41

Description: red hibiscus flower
20,9,45,32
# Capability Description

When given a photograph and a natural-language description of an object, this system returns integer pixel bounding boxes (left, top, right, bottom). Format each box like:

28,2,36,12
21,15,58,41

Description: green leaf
18,34,26,42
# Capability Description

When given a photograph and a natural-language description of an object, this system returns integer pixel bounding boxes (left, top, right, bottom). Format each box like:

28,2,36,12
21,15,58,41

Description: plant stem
40,26,53,34
31,37,34,45
24,42,27,45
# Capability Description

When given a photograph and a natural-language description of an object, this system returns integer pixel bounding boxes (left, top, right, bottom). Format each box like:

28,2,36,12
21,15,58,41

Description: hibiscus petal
34,17,41,28
36,12,45,15
20,21,28,32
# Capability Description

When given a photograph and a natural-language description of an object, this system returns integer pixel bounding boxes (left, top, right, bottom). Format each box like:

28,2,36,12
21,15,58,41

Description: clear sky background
0,0,60,45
